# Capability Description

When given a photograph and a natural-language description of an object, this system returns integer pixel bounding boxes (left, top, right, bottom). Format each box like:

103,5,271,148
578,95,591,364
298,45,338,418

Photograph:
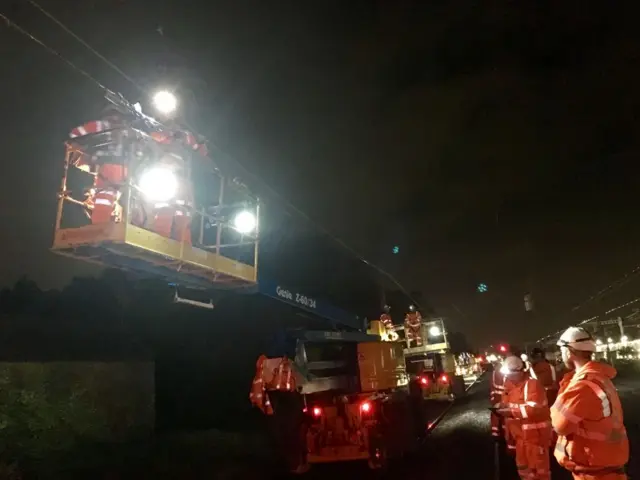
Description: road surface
80,370,640,479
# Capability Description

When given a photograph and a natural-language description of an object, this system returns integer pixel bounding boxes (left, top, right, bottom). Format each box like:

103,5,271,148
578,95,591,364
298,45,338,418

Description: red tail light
312,407,322,418
420,376,429,386
360,401,372,414
440,374,449,383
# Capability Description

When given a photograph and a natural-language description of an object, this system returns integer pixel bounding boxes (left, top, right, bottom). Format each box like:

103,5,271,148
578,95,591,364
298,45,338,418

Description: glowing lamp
429,325,442,336
138,166,178,203
152,90,178,114
232,210,256,234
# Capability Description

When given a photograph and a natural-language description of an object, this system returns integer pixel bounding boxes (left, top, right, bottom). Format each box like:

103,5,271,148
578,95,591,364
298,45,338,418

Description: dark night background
3,0,640,346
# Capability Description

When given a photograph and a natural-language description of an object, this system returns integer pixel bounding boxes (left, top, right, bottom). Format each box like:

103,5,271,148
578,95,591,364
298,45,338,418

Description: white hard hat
500,355,525,374
557,327,596,352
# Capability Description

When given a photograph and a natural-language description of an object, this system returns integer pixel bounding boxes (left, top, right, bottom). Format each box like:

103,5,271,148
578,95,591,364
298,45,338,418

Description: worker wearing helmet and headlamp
491,347,519,453
552,327,628,480
496,355,551,480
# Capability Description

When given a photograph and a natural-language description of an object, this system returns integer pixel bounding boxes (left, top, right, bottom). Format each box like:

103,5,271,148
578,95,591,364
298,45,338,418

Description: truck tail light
420,376,429,386
360,401,372,414
312,407,322,418
440,374,449,384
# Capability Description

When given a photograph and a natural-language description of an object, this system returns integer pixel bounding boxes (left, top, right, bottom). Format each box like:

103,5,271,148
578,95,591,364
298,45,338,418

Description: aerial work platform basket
52,101,259,290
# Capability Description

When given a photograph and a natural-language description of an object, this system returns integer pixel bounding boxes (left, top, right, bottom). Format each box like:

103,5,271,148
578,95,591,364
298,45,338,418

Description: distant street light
622,335,629,342
152,90,178,115
596,338,603,345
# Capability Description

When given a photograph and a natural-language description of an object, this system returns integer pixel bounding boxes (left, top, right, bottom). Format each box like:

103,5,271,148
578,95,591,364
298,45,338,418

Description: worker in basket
552,327,629,480
379,305,398,341
150,177,193,245
249,354,309,474
496,355,552,480
70,106,129,224
404,305,423,347
141,134,194,244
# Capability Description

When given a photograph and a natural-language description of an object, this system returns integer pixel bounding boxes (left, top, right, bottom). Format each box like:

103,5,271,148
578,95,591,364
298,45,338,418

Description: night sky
3,1,640,346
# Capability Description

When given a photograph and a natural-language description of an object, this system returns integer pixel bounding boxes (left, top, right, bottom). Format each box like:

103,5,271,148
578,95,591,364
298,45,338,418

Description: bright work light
138,166,178,203
232,210,256,234
152,90,178,115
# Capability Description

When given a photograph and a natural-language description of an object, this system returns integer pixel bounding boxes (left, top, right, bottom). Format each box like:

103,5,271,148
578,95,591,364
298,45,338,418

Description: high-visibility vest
404,313,422,339
270,358,296,392
551,363,628,474
150,130,173,144
503,376,552,445
95,163,127,190
530,361,560,405
69,120,112,138
491,369,506,405
249,355,274,415
380,313,393,328
92,189,120,224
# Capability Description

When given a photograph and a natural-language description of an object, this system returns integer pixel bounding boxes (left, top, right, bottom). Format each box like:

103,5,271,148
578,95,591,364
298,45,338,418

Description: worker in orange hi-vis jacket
70,107,128,224
552,327,629,480
249,354,308,474
404,305,423,347
497,356,552,480
379,305,399,341
529,347,561,407
491,353,518,454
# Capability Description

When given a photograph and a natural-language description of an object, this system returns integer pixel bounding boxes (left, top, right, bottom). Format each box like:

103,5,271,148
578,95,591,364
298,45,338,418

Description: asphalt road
280,372,640,480
80,370,640,479
277,376,495,480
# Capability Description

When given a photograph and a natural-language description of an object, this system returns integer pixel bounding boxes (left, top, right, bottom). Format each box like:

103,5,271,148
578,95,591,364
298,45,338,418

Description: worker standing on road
491,352,517,454
249,354,309,474
552,327,629,480
497,356,552,480
529,347,561,406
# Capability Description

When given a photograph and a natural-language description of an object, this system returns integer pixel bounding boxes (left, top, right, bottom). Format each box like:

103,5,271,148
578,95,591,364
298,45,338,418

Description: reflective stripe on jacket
491,369,506,405
530,360,560,405
249,355,274,415
70,120,112,138
504,376,552,445
551,361,628,474
249,355,297,415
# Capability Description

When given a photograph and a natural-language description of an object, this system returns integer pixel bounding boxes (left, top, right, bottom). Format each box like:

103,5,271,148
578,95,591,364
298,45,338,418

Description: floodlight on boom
152,90,178,115
232,210,257,234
